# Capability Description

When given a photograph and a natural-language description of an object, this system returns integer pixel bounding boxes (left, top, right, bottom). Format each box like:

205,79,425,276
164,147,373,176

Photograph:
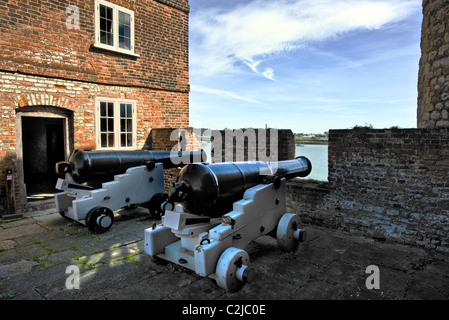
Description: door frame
15,106,74,204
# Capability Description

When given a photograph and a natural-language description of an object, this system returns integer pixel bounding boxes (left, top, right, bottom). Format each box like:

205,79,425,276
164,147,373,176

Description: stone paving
1,206,449,303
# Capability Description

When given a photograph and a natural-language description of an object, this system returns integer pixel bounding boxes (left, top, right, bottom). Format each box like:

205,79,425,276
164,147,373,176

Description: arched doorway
16,106,74,202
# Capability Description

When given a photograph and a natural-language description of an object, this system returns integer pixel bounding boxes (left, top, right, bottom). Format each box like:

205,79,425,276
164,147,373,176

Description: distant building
0,0,190,216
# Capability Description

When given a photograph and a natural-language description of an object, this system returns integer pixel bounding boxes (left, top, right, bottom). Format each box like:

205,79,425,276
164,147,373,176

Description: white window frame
94,0,139,57
95,97,137,150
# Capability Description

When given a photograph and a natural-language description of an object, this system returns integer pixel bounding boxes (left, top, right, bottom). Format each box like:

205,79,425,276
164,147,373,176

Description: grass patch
112,254,136,263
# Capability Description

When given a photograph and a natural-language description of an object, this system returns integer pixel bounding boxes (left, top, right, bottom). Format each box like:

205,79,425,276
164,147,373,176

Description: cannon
144,156,311,292
54,149,206,233
167,157,311,217
56,149,206,186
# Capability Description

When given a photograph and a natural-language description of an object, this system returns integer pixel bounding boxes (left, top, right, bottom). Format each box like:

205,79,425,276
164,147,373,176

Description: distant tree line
294,133,328,145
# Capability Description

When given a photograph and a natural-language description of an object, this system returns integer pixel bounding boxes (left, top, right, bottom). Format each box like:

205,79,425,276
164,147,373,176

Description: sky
188,0,423,134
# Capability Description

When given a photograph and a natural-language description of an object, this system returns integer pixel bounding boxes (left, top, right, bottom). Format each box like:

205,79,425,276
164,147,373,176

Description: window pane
124,37,130,50
99,5,114,46
100,118,107,132
124,25,130,38
107,118,114,132
99,5,113,46
119,24,130,39
100,18,106,33
100,31,106,45
108,102,114,117
119,35,130,50
100,5,106,19
119,25,130,38
101,134,107,148
107,32,113,46
100,20,113,44
106,18,113,33
119,11,131,50
100,102,106,116
99,100,134,148
106,32,113,46
108,133,114,147
119,11,130,26
106,6,113,20
101,31,114,46
98,5,133,51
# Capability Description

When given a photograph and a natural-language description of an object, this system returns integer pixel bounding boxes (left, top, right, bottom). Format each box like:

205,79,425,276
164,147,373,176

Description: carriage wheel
85,207,114,233
276,213,307,252
215,247,255,292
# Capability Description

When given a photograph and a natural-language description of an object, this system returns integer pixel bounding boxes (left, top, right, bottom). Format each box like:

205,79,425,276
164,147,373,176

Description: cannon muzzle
169,157,311,217
56,149,207,184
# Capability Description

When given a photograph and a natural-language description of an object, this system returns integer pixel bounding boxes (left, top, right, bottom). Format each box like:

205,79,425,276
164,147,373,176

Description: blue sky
188,0,423,134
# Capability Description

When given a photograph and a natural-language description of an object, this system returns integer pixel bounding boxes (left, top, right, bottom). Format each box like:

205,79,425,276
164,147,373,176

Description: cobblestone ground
1,207,449,307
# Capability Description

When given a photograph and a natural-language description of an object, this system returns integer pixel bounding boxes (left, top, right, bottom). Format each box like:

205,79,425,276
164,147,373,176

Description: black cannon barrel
271,157,312,180
56,149,207,184
170,156,311,217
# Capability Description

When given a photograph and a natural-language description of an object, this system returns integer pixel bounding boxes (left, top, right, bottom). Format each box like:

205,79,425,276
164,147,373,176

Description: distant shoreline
294,134,328,146
295,141,328,146
201,136,329,145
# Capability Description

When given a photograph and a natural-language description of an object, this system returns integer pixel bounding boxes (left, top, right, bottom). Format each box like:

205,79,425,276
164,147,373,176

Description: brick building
0,0,190,217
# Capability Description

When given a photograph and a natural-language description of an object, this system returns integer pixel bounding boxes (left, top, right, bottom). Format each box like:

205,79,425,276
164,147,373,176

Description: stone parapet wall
287,128,449,253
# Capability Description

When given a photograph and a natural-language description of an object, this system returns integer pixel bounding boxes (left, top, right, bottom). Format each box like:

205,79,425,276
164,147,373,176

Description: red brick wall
0,0,190,215
0,72,189,214
0,0,189,92
0,74,189,148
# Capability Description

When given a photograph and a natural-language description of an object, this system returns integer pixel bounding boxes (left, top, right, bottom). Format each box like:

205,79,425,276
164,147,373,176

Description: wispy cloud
242,59,276,81
190,0,421,79
191,84,263,104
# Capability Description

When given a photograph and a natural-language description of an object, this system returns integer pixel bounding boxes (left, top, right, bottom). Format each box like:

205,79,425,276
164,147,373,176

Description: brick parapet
209,129,295,163
142,127,204,192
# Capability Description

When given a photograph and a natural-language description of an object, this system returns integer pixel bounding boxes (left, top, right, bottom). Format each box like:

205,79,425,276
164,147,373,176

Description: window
94,0,138,56
95,98,137,150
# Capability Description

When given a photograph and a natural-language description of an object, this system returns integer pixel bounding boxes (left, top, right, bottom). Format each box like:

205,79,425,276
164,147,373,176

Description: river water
295,144,328,181
201,141,328,182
